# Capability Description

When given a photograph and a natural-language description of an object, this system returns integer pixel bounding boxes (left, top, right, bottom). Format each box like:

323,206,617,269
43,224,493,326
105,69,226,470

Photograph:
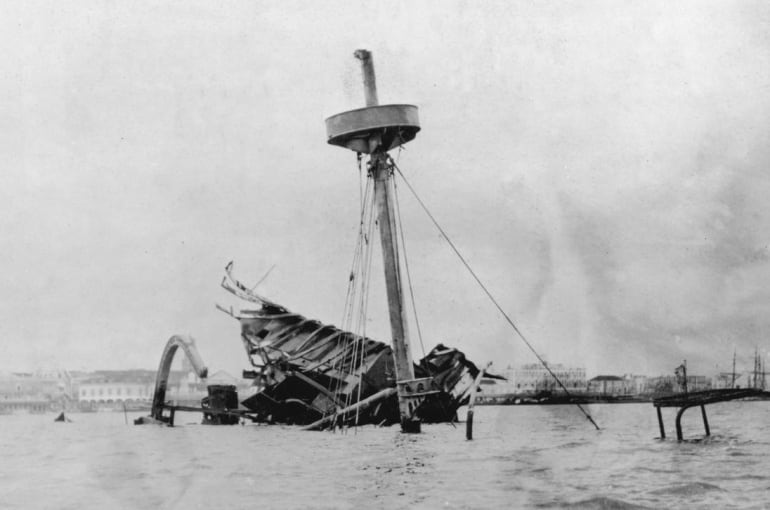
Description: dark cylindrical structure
466,409,474,440
354,49,379,107
202,384,239,425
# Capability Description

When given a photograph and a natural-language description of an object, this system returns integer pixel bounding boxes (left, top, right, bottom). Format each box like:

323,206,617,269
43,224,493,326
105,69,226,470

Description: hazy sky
1,1,769,378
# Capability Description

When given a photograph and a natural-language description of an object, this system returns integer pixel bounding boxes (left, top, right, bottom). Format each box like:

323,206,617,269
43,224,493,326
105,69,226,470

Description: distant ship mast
731,348,736,388
325,50,427,433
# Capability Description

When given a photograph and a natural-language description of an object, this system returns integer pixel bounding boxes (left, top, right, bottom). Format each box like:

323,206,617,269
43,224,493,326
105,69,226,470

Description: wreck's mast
325,50,426,433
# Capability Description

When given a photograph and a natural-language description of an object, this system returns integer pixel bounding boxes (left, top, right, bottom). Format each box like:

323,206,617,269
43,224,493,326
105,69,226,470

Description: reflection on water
1,402,770,509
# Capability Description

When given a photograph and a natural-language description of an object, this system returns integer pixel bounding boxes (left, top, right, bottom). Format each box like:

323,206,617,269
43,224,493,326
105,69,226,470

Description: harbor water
2,402,770,509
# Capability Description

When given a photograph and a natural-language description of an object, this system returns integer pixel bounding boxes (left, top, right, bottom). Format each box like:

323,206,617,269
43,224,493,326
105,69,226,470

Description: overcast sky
1,1,769,378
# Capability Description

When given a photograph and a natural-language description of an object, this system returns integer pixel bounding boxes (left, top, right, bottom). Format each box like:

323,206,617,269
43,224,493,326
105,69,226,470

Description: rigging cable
340,166,371,330
249,264,276,291
336,169,377,431
392,163,456,426
333,172,375,431
352,182,377,429
392,172,427,359
390,157,600,431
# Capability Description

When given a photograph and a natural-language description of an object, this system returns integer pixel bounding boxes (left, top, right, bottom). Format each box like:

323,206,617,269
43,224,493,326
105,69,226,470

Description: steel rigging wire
390,157,600,431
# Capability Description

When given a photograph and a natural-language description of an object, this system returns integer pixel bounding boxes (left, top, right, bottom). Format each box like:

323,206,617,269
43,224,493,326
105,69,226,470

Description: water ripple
650,481,725,495
2,404,770,509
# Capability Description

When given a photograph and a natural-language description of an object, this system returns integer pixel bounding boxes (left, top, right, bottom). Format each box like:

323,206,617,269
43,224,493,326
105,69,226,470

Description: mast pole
732,349,736,389
326,50,424,433
683,359,687,394
355,50,421,433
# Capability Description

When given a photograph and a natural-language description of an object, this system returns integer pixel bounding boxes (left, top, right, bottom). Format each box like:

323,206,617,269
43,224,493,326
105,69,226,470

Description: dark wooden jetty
653,388,770,440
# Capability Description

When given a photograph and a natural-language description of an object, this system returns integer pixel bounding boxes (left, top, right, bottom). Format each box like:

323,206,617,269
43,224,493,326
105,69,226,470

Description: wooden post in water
466,362,491,440
656,406,665,439
700,404,710,436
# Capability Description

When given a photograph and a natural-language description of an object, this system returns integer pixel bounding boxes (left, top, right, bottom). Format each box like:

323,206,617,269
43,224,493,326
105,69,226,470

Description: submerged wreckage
218,265,490,430
137,50,495,433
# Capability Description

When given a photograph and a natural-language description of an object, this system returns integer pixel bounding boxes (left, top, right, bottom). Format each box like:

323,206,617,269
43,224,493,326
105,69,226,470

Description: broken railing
653,388,770,440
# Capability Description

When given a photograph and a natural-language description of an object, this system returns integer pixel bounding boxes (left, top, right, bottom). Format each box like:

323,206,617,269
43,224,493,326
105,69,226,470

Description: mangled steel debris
216,264,495,429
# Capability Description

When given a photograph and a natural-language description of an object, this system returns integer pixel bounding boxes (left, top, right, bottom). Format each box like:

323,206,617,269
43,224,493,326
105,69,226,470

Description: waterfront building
33,368,74,400
643,374,711,395
587,375,628,396
712,373,734,389
1,365,255,413
77,368,250,410
623,374,648,395
0,372,54,413
77,370,157,410
482,363,586,396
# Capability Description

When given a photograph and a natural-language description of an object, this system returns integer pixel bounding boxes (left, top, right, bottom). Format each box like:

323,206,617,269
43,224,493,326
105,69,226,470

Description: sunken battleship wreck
137,50,495,433
216,263,489,430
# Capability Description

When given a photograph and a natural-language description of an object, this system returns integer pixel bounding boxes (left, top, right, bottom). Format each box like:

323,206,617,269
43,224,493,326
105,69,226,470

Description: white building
623,374,648,395
587,375,627,395
482,363,586,396
79,381,153,403
77,370,157,409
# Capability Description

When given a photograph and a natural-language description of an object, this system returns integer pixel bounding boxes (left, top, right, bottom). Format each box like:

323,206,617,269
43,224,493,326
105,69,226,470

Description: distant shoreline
478,394,649,406
477,392,770,406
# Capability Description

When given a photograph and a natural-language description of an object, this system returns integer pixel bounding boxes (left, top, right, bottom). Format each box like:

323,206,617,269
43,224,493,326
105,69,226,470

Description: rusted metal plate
325,104,420,154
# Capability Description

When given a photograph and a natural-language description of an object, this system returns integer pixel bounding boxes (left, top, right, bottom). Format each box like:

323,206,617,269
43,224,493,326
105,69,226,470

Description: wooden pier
653,388,770,441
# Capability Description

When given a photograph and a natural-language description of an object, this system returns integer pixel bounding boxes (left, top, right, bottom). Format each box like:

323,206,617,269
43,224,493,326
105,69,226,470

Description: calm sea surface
2,402,770,509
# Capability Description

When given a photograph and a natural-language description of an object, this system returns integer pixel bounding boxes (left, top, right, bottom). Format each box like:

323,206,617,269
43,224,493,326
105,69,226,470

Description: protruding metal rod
301,387,397,431
675,406,686,441
656,406,665,439
354,49,379,107
701,405,710,436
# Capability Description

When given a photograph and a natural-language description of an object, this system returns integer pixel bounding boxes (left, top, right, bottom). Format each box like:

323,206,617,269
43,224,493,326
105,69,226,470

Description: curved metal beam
674,403,711,441
150,335,208,421
675,406,687,440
